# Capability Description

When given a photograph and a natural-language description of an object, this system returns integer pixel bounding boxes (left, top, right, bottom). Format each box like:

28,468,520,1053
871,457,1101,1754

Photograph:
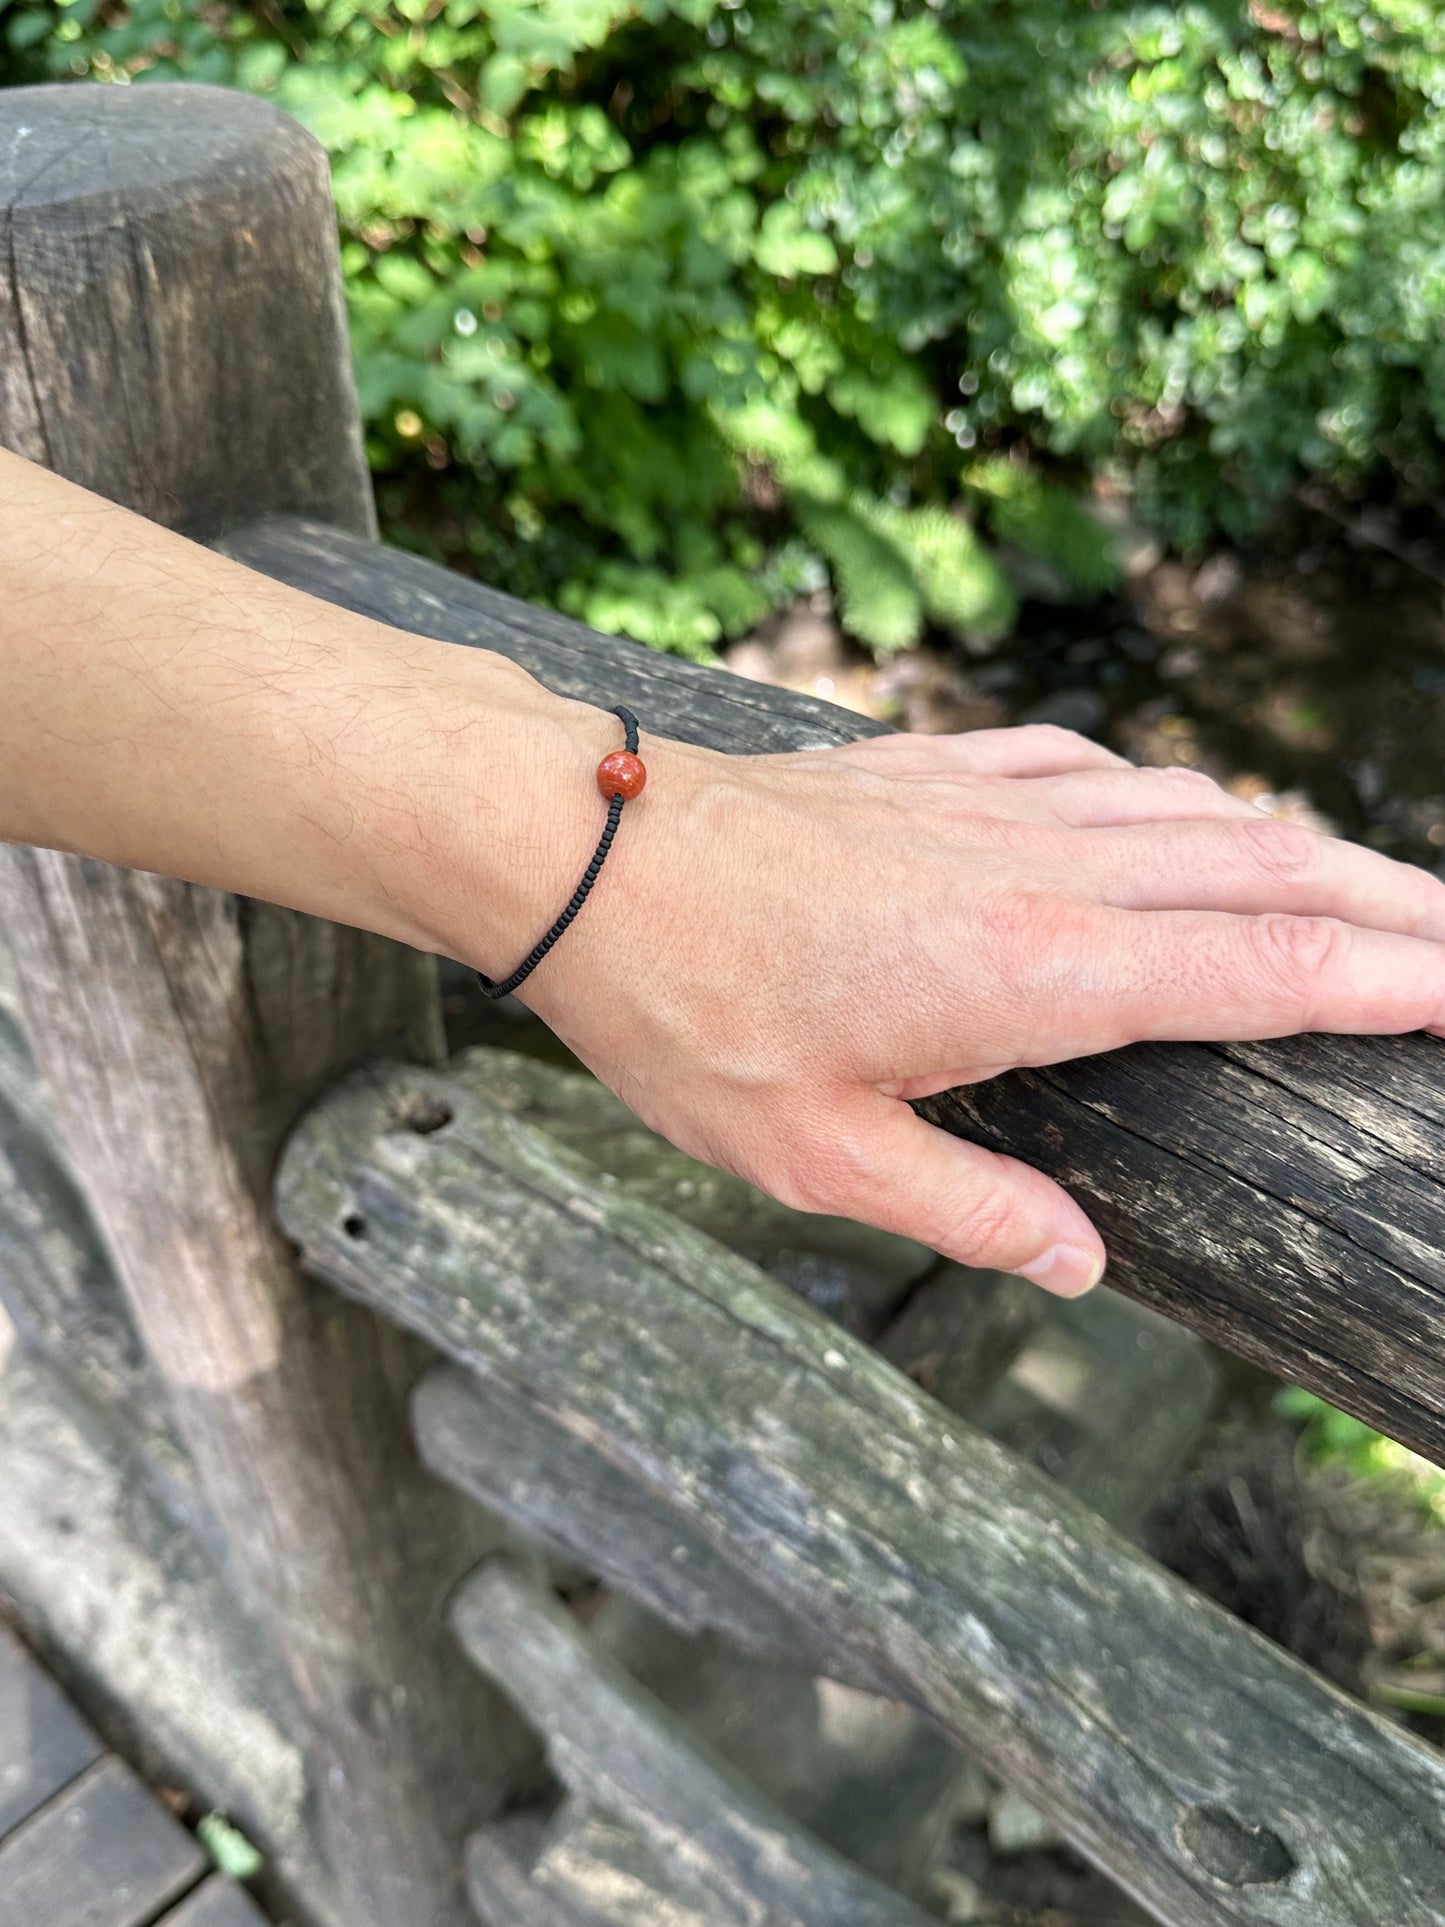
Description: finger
1079,818,1445,942
788,1091,1106,1296
939,725,1128,778
1033,764,1264,828
1074,906,1445,1047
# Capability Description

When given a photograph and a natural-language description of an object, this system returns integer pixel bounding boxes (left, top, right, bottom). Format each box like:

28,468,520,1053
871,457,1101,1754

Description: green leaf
826,366,935,457
197,1814,264,1883
754,203,838,280
7,10,55,51
792,494,922,654
968,464,1120,600
867,502,1017,642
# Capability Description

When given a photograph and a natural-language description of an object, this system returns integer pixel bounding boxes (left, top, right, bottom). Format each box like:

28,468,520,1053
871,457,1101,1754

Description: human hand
8,441,1431,1301
476,720,1445,1298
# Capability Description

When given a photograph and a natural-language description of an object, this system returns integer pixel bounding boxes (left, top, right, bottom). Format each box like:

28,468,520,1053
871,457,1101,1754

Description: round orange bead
597,749,647,801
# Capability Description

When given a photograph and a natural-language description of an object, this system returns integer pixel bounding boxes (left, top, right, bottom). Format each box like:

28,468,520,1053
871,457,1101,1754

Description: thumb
808,1092,1106,1298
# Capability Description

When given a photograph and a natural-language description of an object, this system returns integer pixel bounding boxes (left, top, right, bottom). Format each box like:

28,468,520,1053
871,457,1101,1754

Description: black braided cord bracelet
476,704,643,1000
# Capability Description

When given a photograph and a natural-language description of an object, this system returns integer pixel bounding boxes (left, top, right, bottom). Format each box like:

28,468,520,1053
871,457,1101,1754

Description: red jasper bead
597,749,647,800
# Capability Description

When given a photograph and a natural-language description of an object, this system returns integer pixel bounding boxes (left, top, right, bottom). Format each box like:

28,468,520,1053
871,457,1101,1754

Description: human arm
4,444,1443,1297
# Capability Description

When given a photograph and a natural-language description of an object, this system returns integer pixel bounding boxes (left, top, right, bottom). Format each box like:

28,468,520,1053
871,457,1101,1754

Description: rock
996,545,1074,606
1159,643,1203,680
769,605,849,684
721,639,777,685
928,1866,993,1922
1192,552,1244,605
1087,498,1163,579
987,1789,1063,1857
1115,626,1158,663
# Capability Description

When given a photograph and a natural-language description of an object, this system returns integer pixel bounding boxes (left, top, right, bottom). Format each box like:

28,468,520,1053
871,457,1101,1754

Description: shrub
8,1,1445,656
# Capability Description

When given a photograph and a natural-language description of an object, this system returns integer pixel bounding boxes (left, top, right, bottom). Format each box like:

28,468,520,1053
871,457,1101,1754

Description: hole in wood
342,1212,368,1241
398,1092,454,1136
1177,1804,1296,1886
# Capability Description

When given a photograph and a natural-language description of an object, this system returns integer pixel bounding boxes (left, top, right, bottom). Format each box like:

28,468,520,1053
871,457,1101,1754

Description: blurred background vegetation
6,0,1445,658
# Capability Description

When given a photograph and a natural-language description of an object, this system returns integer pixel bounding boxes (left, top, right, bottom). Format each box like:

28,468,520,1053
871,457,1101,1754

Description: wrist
362,638,634,976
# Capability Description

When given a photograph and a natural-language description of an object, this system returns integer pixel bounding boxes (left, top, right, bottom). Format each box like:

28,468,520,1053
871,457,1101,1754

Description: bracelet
476,705,646,1001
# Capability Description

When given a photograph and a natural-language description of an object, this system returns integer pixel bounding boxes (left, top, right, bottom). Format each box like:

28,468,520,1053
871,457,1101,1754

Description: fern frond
792,493,923,653
864,501,1017,642
968,462,1120,598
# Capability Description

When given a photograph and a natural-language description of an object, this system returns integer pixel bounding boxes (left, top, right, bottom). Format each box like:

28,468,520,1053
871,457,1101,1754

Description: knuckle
937,1186,1020,1262
1236,815,1319,886
1250,913,1346,997
982,888,1091,958
1405,868,1445,937
762,1121,872,1218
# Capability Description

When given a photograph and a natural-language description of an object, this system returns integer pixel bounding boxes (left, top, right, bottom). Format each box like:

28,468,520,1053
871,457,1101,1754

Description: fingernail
1015,1243,1105,1297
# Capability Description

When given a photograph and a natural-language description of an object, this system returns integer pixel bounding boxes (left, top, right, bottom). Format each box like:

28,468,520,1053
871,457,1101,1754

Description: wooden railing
1,77,1442,1927
227,512,1445,1469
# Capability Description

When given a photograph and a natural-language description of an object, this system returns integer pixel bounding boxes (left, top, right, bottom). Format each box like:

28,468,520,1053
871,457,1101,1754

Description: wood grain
0,84,523,1927
0,1347,329,1925
0,84,374,538
457,1561,938,1927
276,1057,1445,1927
468,1807,723,1927
876,1265,1042,1417
0,1757,205,1927
0,1621,101,1843
447,1044,931,1335
228,514,1445,1467
414,1363,868,1687
0,999,207,1547
160,1878,270,1927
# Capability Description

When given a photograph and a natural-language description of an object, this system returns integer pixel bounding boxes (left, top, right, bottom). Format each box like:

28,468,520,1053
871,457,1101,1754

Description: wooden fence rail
227,512,1445,1471
277,1055,1445,1927
0,80,525,1927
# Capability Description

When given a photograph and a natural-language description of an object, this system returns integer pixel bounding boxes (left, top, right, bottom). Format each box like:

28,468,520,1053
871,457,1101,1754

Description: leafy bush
8,1,1445,655
1278,1387,1445,1525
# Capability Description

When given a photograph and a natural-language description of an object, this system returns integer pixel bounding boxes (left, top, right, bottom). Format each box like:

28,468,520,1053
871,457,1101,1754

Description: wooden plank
588,1595,975,1899
448,1045,930,1335
457,1563,937,1927
413,1364,869,1686
468,1807,716,1927
276,1059,1445,1927
0,1347,330,1926
0,1622,102,1842
0,1756,205,1927
0,1003,201,1538
876,1265,1042,1416
160,1877,270,1926
229,513,1445,1468
0,83,526,1927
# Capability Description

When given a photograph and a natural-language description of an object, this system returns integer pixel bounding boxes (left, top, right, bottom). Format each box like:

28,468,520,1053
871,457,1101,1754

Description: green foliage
723,400,1016,649
196,1812,264,1882
11,0,1445,648
968,463,1121,600
1277,1388,1445,1525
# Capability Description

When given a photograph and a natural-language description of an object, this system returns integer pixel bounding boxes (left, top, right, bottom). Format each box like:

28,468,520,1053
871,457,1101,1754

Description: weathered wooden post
0,82,519,1927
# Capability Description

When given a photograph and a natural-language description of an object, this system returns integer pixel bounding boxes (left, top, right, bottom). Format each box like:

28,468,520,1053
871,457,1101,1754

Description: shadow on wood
277,1057,1445,1927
